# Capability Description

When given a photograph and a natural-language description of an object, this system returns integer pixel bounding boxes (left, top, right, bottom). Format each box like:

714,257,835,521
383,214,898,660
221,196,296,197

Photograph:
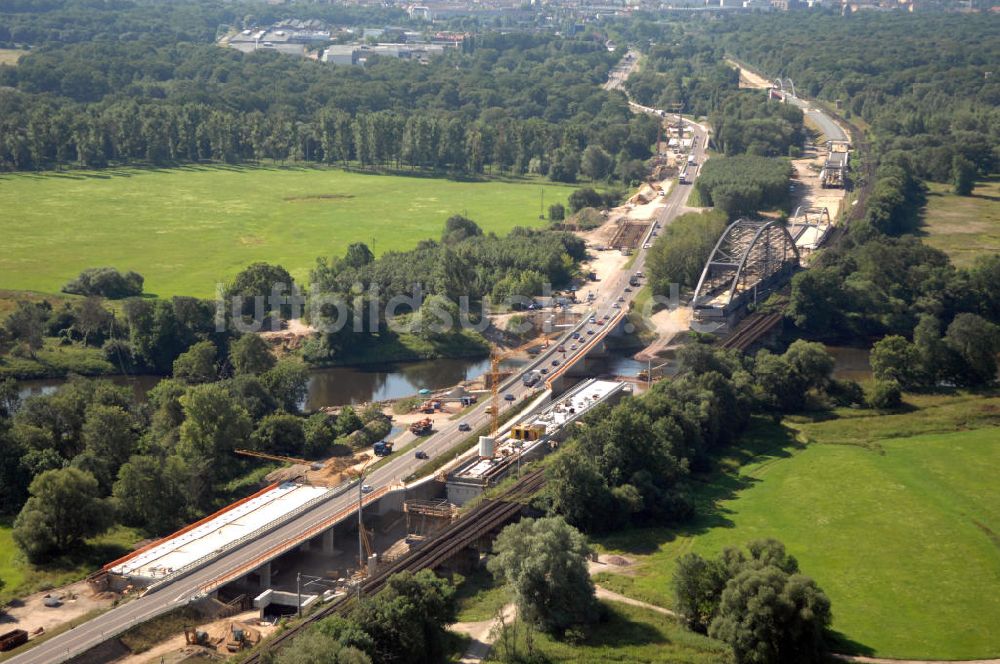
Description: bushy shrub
63,267,143,299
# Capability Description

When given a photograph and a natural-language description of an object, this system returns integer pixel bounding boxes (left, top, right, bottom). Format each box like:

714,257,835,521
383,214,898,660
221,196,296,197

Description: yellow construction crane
488,333,558,436
234,449,323,470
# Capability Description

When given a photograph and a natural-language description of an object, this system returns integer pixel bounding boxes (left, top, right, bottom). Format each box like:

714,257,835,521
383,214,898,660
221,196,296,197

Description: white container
478,436,495,458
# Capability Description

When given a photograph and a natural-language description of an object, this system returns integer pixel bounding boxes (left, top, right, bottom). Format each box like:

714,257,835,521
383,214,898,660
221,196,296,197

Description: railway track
719,312,784,351
241,469,547,663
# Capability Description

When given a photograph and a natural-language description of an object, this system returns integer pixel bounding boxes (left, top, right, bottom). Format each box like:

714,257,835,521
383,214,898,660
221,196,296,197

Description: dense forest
713,12,1000,395
0,11,659,183
716,13,998,190
0,0,405,48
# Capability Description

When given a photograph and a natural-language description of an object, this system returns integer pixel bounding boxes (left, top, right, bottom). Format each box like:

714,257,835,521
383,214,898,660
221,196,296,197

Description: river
14,345,872,411
16,356,505,411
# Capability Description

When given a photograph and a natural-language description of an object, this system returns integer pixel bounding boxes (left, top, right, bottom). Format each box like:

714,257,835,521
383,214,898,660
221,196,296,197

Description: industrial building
446,379,630,505
321,44,447,66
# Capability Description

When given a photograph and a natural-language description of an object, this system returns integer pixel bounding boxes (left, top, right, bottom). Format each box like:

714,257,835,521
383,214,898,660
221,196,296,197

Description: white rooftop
456,380,626,480
110,482,329,580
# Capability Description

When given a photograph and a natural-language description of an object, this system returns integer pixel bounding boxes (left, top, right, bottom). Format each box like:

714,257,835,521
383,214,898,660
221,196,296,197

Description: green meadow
593,392,1000,660
0,166,572,298
920,176,1000,268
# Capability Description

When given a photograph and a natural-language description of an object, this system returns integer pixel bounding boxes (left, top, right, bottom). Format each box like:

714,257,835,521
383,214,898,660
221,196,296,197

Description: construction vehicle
225,623,261,652
373,441,393,457
511,423,546,442
235,449,323,471
0,630,28,652
410,418,433,436
420,400,441,414
488,333,558,436
183,627,210,646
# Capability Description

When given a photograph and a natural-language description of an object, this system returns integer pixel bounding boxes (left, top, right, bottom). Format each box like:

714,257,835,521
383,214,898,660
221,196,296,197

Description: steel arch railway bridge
692,218,800,328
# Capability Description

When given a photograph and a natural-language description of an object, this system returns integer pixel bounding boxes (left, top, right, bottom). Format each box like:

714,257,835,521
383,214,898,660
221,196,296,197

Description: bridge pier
257,562,271,590
321,528,336,555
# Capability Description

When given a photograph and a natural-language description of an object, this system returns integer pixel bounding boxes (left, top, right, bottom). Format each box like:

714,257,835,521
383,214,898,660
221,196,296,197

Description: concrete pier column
257,562,271,590
322,528,336,555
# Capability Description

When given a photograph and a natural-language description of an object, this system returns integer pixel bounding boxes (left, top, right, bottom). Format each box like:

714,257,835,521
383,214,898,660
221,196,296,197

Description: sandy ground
791,145,846,223
0,580,117,639
731,59,772,90
260,318,317,354
113,609,276,664
634,307,692,362
451,603,518,664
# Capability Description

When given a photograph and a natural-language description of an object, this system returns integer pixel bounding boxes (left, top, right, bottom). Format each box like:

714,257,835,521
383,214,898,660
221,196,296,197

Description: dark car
540,368,549,375
415,450,429,460
504,393,516,401
458,423,471,432
552,359,560,366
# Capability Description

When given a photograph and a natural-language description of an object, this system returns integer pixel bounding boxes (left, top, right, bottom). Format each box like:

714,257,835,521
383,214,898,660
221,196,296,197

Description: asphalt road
786,95,849,143
7,123,709,664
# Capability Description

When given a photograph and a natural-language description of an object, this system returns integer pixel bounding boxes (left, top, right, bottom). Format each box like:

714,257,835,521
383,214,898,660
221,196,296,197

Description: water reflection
305,357,494,410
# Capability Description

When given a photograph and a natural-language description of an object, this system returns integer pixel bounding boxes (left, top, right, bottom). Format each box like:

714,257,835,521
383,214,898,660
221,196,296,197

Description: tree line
540,341,862,536
0,32,661,183
0,0,406,49
695,155,793,220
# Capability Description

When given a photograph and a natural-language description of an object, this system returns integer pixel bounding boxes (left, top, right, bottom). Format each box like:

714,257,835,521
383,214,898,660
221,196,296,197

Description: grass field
0,49,28,66
920,176,1000,268
593,391,1000,660
0,166,573,298
0,519,142,605
488,601,732,663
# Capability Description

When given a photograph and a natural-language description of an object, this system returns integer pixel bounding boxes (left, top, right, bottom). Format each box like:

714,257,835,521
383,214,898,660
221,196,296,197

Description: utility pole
357,477,364,600
297,572,302,618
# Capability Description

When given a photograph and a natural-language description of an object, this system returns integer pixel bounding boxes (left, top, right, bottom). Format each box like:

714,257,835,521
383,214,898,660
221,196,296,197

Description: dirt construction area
0,580,118,641
790,143,846,223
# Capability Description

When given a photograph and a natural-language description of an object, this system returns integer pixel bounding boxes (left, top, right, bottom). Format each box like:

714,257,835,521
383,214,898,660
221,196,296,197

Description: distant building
321,43,447,66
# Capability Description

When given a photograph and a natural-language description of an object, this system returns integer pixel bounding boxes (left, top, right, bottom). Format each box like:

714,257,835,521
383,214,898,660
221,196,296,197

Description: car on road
587,329,595,335
596,319,605,325
570,344,578,350
540,368,549,374
658,189,666,196
643,243,651,249
624,287,632,292
504,393,515,401
617,295,625,302
589,316,597,323
458,422,471,432
552,359,560,366
362,484,373,493
612,303,621,309
557,345,565,352
415,450,429,460
572,332,580,339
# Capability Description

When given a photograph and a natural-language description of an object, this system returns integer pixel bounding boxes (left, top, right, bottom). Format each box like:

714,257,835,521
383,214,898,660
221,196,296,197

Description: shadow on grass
584,601,669,649
0,161,576,190
596,419,805,555
826,628,877,657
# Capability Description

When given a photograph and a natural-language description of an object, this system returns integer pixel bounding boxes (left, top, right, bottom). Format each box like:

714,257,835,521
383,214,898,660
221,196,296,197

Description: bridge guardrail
195,483,396,596
143,480,361,595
